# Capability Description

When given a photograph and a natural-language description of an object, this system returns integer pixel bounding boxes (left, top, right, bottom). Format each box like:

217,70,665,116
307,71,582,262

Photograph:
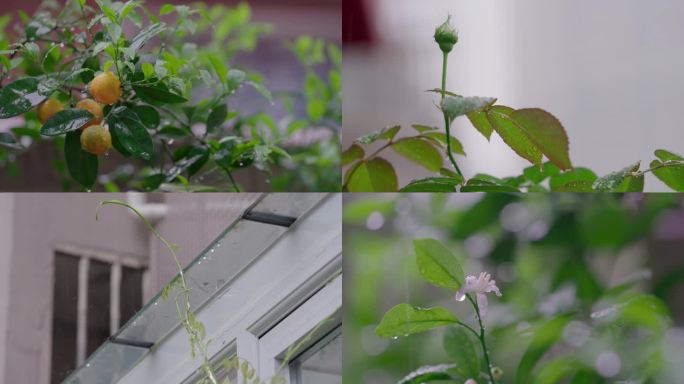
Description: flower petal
477,293,488,317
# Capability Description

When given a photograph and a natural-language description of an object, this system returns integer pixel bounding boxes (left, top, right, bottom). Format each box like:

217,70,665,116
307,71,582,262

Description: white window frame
52,244,147,367
254,274,342,382
117,194,342,384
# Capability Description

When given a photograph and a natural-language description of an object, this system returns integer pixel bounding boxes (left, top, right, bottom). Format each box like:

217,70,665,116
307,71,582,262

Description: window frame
51,244,147,370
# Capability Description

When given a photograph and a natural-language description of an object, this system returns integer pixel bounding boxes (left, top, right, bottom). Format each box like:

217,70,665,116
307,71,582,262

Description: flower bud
434,16,459,53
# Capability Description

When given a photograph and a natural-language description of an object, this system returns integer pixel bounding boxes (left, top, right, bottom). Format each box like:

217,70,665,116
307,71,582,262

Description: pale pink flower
455,272,502,316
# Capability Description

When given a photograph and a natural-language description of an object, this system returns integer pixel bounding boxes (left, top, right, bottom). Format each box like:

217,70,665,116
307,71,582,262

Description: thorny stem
440,51,463,179
467,295,496,384
96,200,219,384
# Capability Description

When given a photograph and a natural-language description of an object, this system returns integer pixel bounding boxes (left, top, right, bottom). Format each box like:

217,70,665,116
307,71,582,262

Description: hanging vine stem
96,200,219,384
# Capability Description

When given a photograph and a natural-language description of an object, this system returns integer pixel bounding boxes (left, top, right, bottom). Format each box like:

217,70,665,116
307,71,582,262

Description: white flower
464,379,477,384
455,272,502,316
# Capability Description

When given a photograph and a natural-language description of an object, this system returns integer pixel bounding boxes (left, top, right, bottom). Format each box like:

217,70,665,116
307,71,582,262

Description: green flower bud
434,16,459,53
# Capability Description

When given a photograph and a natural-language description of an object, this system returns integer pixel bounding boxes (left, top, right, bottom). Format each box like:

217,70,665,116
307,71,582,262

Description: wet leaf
107,107,154,160
346,157,398,192
0,78,41,118
414,238,464,290
342,144,364,166
399,177,461,192
511,108,572,170
376,303,459,338
391,137,443,172
41,109,94,136
486,106,542,166
593,162,643,192
443,327,480,380
356,126,401,145
64,130,98,189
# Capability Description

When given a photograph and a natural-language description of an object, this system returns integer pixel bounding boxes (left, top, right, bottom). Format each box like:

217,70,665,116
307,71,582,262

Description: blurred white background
344,0,684,191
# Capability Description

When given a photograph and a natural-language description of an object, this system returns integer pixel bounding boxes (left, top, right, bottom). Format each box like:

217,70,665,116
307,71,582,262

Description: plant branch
467,295,496,384
440,51,463,179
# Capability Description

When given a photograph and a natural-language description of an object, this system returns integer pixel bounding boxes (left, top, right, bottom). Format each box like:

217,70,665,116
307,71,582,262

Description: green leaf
158,126,189,138
342,144,364,166
651,149,684,191
0,78,41,118
510,108,572,170
247,81,273,104
159,4,175,15
516,316,571,383
412,124,438,133
523,162,560,184
107,107,154,160
399,177,461,192
549,168,597,192
593,162,643,192
132,105,160,129
467,110,494,140
207,104,228,132
441,95,496,123
0,132,22,150
64,130,98,189
443,327,480,380
346,157,398,192
391,138,443,172
461,175,520,192
133,83,188,104
376,303,459,338
422,132,465,155
397,364,458,384
356,126,401,145
486,106,543,166
414,238,464,290
41,109,94,136
130,22,166,52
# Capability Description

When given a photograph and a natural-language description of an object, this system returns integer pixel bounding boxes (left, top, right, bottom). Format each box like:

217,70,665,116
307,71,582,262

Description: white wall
344,0,684,190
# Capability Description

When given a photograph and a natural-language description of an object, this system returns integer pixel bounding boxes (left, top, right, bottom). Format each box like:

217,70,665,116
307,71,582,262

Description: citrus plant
0,0,341,191
342,16,684,193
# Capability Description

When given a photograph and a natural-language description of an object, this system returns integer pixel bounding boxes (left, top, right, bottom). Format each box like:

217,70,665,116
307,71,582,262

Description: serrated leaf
41,109,94,136
593,162,642,192
414,238,464,290
523,162,560,184
549,168,597,191
392,137,443,172
356,126,401,145
399,177,461,192
346,157,398,192
510,108,572,170
486,106,542,166
412,124,438,133
376,303,459,338
422,132,465,155
467,110,494,140
342,144,364,166
64,130,98,189
441,95,496,123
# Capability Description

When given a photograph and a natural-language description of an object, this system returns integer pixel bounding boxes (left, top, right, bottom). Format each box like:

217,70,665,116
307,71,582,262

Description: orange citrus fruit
80,125,112,155
89,72,122,105
37,99,63,124
75,99,104,128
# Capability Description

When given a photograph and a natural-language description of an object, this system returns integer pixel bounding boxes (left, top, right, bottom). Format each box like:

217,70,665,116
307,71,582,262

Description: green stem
440,51,463,179
467,295,496,384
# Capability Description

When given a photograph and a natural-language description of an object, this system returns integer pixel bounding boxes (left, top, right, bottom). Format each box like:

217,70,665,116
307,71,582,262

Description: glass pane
114,219,288,343
250,193,327,217
291,330,342,384
52,253,79,383
120,266,143,325
87,260,111,355
63,342,147,384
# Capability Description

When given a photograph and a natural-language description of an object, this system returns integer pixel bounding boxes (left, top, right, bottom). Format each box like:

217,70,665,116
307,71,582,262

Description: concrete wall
0,193,262,384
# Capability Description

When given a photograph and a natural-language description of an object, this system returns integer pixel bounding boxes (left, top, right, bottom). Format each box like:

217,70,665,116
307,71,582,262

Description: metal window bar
63,193,328,384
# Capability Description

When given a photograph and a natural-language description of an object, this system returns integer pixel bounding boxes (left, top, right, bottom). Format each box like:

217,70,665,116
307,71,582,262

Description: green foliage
345,194,683,384
414,238,464,290
0,0,340,192
376,303,459,338
342,16,684,192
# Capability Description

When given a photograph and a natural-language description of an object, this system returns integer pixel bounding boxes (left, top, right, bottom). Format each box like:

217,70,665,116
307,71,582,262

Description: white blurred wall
344,0,684,190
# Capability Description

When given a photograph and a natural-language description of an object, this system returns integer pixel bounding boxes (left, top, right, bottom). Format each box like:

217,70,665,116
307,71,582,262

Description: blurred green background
343,193,684,384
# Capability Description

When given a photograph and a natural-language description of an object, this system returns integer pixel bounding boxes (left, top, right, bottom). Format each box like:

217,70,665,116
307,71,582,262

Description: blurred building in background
0,193,343,384
344,0,684,190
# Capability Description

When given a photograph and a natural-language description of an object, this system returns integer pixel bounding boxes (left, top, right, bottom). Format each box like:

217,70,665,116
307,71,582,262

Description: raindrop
454,291,466,302
392,336,399,340
365,211,384,231
168,139,174,145
210,248,215,253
